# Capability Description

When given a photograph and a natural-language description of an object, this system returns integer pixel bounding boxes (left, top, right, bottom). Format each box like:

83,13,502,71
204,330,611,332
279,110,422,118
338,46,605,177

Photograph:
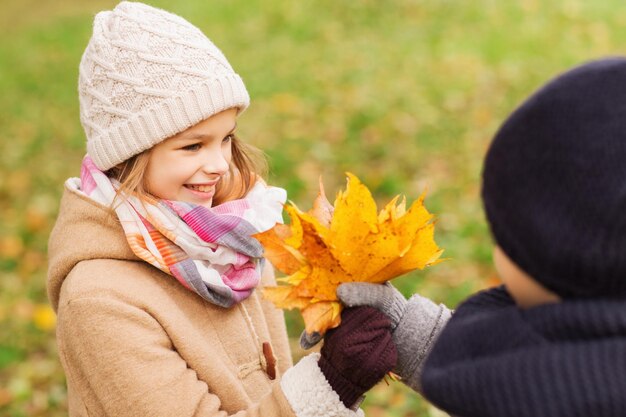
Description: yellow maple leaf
255,173,443,335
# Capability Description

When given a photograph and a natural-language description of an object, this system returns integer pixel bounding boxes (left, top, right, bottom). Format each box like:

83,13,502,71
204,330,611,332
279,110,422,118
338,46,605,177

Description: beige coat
47,183,363,417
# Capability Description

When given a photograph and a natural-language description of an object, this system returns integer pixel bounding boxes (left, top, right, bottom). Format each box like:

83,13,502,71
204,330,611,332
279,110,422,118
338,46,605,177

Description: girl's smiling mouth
185,183,215,193
184,183,218,198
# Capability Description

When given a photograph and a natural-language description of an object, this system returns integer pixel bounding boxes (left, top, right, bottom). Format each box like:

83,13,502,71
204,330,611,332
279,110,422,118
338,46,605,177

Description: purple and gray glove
302,283,452,392
338,283,452,392
319,306,397,408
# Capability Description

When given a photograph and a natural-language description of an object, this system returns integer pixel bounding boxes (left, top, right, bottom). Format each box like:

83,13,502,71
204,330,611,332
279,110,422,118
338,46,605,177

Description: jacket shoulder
58,258,175,307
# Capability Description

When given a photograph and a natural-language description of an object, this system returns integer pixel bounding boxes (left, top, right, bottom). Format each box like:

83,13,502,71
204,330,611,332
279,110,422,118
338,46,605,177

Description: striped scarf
69,156,286,308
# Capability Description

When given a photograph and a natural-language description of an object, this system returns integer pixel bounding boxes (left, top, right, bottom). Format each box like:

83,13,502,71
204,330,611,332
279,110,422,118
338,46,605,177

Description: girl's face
144,108,237,208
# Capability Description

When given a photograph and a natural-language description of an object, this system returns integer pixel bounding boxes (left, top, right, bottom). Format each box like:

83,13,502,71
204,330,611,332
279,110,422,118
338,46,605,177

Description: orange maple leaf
255,173,443,335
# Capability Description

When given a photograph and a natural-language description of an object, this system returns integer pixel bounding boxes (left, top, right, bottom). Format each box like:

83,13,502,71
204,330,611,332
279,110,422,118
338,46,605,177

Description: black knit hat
482,57,626,299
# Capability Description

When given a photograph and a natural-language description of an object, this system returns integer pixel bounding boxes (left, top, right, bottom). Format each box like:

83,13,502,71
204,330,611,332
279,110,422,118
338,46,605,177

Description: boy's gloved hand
337,282,452,392
319,306,397,408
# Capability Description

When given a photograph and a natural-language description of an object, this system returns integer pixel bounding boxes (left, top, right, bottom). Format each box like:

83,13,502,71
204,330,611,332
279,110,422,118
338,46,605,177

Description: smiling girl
46,2,396,417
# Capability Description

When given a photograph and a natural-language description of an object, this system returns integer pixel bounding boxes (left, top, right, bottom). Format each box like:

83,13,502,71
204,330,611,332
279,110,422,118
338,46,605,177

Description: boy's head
482,57,626,301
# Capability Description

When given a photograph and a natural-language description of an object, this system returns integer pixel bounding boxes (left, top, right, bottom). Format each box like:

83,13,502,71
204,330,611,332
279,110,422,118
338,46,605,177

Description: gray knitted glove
337,282,452,392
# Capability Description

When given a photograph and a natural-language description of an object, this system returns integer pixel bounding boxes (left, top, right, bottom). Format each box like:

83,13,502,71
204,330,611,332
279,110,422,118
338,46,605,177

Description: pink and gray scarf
69,156,286,308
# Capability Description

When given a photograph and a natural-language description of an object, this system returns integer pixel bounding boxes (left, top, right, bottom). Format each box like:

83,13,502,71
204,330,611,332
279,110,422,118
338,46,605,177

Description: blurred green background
1,0,625,416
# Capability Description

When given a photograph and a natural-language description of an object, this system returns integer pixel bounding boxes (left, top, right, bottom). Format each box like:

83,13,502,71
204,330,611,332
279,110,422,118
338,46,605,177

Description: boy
339,57,626,417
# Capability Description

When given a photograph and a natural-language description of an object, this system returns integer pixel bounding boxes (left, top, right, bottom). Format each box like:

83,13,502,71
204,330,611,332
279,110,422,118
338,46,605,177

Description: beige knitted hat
79,1,250,170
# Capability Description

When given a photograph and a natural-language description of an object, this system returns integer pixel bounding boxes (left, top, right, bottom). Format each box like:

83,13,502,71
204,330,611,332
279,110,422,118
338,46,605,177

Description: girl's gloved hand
319,306,397,408
337,282,452,392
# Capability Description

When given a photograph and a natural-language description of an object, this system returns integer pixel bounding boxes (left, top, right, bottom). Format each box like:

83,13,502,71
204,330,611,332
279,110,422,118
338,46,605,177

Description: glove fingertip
336,286,351,303
299,331,322,350
337,285,362,305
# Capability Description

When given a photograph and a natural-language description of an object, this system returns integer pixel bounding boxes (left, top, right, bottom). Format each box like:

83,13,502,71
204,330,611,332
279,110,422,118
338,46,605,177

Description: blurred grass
1,0,626,415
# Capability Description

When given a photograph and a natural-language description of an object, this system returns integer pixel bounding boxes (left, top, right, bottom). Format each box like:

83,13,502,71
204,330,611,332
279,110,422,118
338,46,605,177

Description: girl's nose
202,147,230,176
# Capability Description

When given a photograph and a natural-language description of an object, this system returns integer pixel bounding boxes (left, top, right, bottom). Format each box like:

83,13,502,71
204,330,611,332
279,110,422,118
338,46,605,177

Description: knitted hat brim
86,73,249,171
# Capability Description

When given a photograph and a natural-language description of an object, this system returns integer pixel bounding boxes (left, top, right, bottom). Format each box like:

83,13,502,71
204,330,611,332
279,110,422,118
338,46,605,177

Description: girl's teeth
187,184,212,192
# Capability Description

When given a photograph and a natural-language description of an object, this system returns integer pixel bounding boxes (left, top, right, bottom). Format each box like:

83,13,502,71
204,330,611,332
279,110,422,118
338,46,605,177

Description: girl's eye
182,143,201,151
223,134,235,143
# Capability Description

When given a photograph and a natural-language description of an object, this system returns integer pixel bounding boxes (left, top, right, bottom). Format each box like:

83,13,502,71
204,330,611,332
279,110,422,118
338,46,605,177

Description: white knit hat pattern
79,1,250,170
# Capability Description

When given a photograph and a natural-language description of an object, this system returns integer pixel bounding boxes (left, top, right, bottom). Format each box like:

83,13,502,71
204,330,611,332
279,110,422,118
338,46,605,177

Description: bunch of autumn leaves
255,173,443,336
